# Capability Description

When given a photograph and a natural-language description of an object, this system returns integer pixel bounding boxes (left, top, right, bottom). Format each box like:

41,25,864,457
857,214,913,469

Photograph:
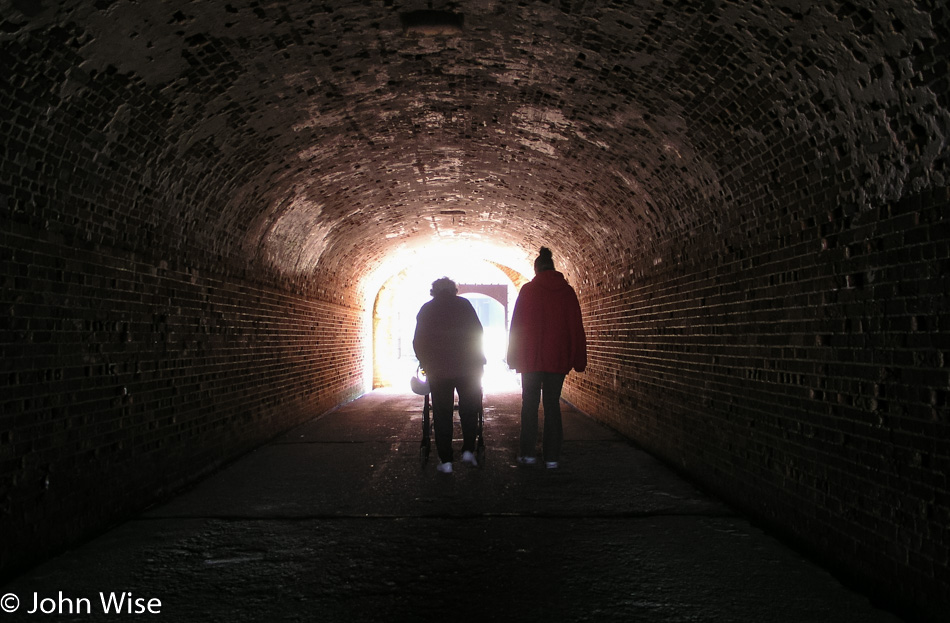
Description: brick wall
0,20,368,580
565,186,949,620
0,224,365,579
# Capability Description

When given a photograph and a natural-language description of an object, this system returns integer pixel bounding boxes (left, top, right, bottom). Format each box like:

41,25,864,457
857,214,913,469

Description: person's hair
534,246,555,273
430,277,458,296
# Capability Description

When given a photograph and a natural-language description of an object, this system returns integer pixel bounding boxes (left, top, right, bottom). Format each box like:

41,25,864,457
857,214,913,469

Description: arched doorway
458,292,516,389
372,259,523,391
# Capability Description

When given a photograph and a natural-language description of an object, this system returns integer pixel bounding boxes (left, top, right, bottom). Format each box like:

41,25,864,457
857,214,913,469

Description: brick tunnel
1,1,947,620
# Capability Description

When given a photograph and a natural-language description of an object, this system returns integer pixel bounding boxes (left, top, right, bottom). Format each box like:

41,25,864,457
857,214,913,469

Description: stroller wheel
420,444,430,469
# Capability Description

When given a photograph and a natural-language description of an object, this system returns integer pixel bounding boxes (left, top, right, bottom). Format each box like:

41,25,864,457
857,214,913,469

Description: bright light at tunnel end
362,240,532,301
366,241,532,394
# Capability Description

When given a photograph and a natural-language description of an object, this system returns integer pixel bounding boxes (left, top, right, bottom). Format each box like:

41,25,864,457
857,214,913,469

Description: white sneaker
545,461,559,469
461,451,478,467
436,461,453,474
517,456,537,466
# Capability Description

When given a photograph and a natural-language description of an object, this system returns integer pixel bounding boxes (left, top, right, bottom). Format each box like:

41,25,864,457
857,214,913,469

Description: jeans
429,375,481,464
519,371,566,462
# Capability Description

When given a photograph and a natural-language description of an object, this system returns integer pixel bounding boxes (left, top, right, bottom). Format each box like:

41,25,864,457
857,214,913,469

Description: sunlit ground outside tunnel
373,257,523,393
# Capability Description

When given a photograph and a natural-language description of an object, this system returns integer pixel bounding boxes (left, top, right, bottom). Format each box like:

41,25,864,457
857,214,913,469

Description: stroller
412,366,485,469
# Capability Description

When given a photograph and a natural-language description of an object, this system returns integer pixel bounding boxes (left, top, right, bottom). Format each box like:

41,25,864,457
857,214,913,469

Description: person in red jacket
413,277,486,473
506,247,587,468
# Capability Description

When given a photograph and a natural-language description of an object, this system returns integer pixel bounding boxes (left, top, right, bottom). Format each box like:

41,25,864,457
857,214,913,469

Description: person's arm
412,309,430,369
506,294,525,370
569,291,587,373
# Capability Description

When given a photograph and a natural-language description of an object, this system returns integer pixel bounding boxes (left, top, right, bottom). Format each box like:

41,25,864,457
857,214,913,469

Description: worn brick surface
0,1,947,620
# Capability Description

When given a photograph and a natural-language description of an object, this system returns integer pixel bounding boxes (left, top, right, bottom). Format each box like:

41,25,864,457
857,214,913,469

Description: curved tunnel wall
1,1,948,619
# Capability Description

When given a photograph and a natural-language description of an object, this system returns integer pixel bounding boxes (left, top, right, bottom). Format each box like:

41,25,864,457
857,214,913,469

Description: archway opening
372,258,523,392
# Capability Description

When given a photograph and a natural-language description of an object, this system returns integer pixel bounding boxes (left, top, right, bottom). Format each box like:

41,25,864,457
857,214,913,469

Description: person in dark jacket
507,247,587,468
413,277,486,473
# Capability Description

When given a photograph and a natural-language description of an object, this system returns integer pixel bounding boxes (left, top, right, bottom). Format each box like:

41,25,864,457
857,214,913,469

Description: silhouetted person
413,277,486,473
507,247,587,468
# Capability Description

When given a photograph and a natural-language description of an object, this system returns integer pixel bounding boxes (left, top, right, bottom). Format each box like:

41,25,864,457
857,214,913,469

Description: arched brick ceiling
9,0,946,301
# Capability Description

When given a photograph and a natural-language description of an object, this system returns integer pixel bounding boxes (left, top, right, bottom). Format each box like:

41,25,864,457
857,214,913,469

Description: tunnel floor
3,390,904,622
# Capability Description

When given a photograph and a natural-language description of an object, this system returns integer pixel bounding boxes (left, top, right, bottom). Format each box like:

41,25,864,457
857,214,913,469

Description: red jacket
507,270,587,374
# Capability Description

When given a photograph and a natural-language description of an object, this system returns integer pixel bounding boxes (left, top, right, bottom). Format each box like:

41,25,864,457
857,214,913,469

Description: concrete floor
2,389,906,622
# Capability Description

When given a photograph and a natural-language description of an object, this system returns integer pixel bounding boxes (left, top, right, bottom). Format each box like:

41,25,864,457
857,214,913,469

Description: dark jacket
413,294,486,378
507,270,587,374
